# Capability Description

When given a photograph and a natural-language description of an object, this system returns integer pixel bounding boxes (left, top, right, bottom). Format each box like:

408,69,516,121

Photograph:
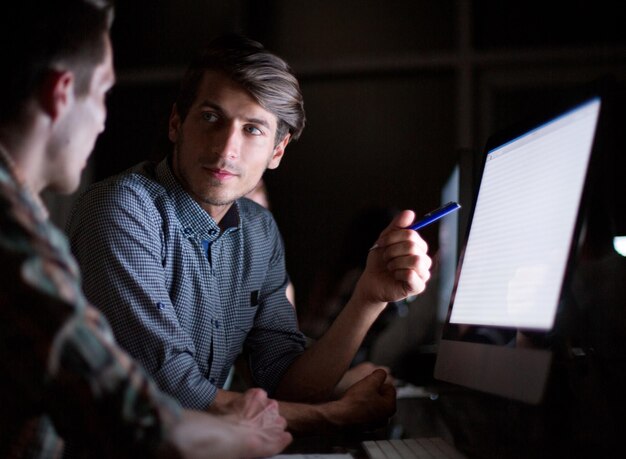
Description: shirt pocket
230,289,260,352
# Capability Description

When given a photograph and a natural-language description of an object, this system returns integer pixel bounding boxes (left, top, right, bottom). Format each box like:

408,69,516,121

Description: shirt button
208,229,217,236
156,302,166,310
183,227,193,235
209,377,216,384
214,320,220,329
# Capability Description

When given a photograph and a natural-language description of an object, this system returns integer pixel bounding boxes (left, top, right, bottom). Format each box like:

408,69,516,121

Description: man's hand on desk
204,369,396,435
163,396,292,459
327,368,396,430
333,361,394,398
219,387,285,427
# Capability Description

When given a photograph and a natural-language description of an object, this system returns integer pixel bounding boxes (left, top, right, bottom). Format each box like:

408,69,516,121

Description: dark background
46,0,626,328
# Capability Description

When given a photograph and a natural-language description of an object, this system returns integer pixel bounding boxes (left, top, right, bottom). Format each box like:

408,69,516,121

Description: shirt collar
154,156,241,240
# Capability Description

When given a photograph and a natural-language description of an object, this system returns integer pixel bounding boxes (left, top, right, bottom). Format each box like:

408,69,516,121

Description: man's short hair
175,34,306,144
0,0,115,122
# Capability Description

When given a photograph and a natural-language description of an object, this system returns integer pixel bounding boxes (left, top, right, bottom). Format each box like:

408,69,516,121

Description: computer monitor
434,96,602,405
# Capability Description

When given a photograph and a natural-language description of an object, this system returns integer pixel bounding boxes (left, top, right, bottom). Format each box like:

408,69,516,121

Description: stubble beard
172,132,271,209
172,139,250,209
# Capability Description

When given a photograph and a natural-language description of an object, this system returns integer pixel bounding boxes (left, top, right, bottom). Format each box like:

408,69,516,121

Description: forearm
207,389,246,414
276,211,432,403
277,399,343,434
278,368,396,434
275,293,386,402
211,381,349,433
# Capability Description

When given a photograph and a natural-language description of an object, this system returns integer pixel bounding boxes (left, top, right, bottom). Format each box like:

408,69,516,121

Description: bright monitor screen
450,99,600,330
434,97,601,404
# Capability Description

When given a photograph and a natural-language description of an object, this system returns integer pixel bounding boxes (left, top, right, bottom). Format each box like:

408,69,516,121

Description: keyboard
361,437,466,459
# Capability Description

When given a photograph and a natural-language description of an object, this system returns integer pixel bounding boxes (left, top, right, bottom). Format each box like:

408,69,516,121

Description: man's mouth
206,167,237,180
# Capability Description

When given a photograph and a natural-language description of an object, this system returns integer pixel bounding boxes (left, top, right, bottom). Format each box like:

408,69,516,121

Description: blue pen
408,201,461,231
369,201,461,250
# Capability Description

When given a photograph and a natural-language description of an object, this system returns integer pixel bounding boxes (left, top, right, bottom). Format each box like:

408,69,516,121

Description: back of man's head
175,33,306,144
0,0,115,123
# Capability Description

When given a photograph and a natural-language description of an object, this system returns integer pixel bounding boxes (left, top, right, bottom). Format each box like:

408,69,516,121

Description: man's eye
246,125,262,135
202,112,219,122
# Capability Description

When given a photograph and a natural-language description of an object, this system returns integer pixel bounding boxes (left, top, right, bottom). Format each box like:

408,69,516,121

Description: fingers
390,210,416,232
379,367,395,386
376,226,429,254
371,210,415,247
245,430,293,459
366,368,389,387
344,367,385,394
379,378,397,399
259,399,285,430
244,398,291,458
240,389,287,430
372,209,433,252
357,362,394,384
338,368,397,427
239,387,268,418
170,409,291,459
354,361,390,374
334,362,392,397
369,369,397,410
383,210,416,237
384,244,432,274
364,369,397,405
370,210,433,294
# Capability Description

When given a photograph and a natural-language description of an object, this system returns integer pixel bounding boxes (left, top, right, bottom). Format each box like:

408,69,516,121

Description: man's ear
268,133,291,169
168,103,181,143
39,70,74,120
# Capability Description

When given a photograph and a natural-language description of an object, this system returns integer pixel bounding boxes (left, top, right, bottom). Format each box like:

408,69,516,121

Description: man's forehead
196,70,278,126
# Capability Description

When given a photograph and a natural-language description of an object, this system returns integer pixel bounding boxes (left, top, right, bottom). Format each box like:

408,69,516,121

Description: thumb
368,368,390,386
392,210,416,229
379,379,397,399
369,369,397,412
374,210,416,245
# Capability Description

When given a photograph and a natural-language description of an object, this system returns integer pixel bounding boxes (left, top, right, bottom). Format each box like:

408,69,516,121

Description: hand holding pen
357,202,460,303
369,202,461,251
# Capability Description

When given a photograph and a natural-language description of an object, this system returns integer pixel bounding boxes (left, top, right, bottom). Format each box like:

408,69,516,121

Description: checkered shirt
67,157,306,410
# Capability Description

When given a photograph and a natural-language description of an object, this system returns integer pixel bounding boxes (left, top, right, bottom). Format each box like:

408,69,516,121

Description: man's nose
214,123,241,160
